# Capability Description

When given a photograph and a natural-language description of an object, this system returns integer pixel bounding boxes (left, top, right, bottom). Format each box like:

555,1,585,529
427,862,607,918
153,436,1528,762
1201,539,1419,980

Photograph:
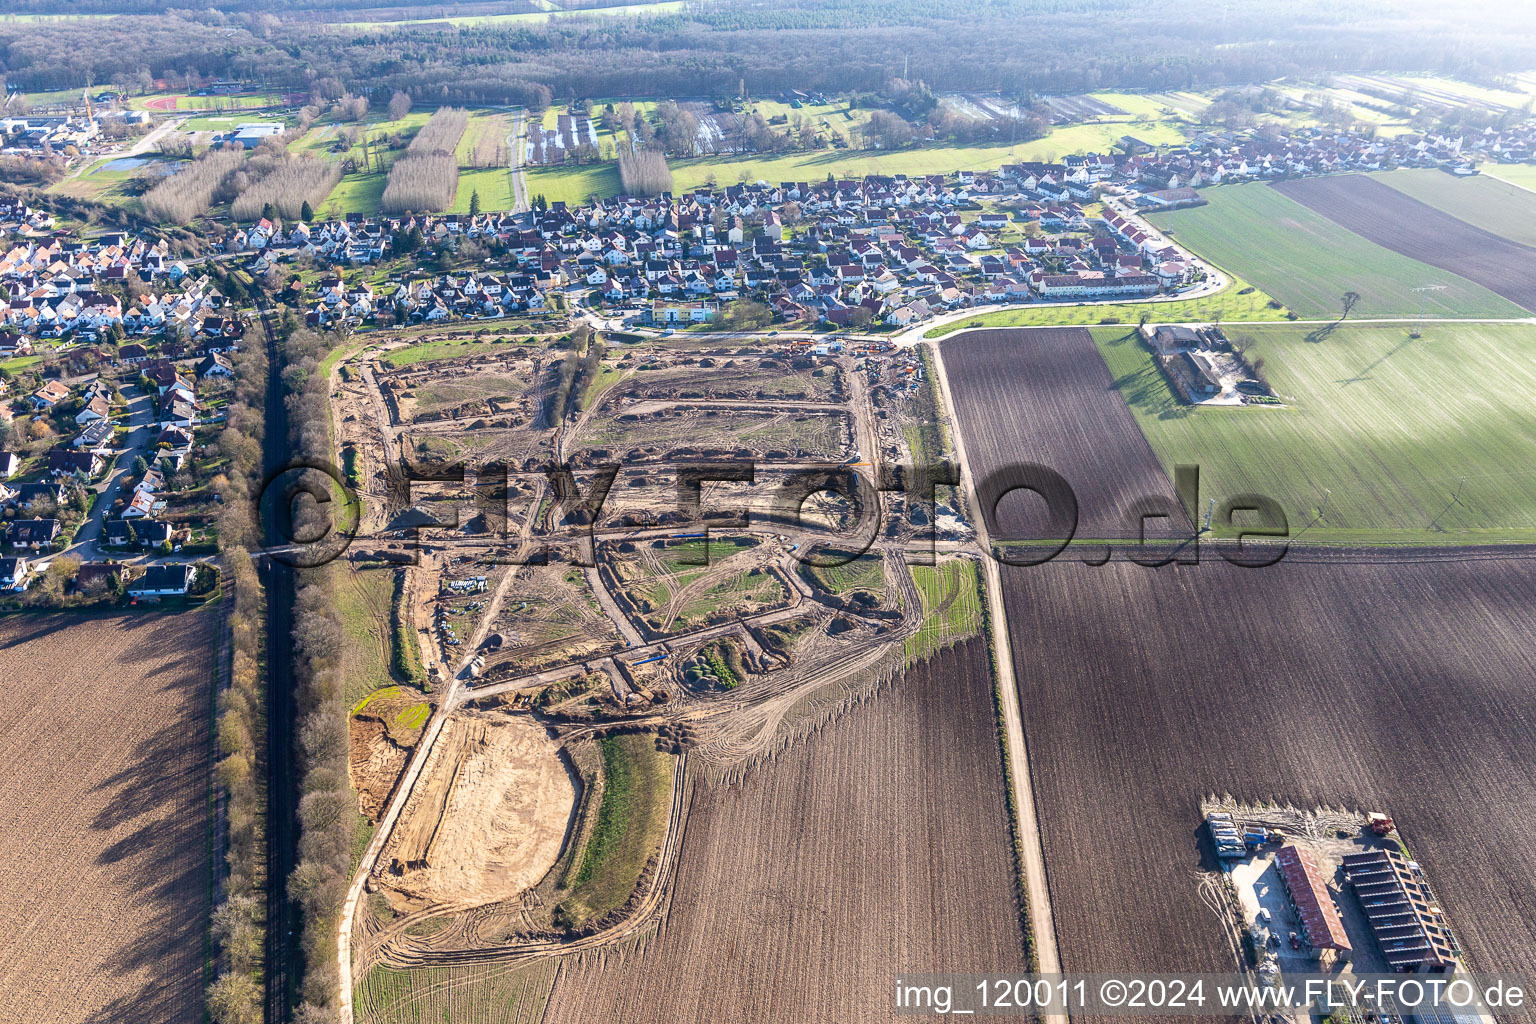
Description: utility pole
1410,283,1445,337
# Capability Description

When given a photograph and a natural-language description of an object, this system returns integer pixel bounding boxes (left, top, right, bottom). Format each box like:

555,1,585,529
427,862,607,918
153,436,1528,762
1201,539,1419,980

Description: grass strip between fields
560,733,674,927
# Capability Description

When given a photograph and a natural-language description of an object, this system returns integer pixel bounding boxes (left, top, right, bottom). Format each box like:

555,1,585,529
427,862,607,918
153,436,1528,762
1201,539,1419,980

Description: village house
0,555,30,591
128,563,194,600
6,518,59,550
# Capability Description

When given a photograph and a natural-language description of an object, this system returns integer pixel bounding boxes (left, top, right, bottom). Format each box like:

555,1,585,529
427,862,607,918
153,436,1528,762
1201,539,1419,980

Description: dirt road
929,337,1062,980
507,108,529,213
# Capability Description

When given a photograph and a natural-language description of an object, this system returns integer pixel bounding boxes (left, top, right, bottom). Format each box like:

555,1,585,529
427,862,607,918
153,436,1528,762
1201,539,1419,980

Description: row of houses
1121,121,1536,191
246,117,1536,331
0,554,193,599
270,170,1197,330
0,221,236,342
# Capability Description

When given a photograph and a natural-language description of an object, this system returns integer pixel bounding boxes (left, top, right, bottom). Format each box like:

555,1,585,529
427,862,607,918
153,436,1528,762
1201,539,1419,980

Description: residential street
67,383,154,562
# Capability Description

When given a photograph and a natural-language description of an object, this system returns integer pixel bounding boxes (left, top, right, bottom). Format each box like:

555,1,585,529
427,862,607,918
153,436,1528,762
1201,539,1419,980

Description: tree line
380,106,466,213
7,0,1536,111
204,309,271,1024
275,322,353,1024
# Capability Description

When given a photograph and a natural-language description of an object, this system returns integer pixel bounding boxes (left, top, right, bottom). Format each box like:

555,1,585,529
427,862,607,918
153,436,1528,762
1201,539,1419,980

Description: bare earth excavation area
379,714,575,908
0,611,215,1024
541,638,1026,1024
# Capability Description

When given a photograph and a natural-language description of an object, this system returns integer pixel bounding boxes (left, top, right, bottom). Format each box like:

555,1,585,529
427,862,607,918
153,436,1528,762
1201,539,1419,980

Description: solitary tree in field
1341,290,1361,321
300,200,313,223
469,189,481,217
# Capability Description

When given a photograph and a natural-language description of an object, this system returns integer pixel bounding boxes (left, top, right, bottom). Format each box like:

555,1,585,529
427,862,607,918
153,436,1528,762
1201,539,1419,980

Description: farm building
1150,324,1201,354
1342,849,1458,973
1274,845,1351,966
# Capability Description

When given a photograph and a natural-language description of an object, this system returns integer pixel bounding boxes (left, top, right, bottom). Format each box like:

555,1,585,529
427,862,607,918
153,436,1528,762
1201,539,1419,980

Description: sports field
1092,322,1536,542
1151,183,1527,319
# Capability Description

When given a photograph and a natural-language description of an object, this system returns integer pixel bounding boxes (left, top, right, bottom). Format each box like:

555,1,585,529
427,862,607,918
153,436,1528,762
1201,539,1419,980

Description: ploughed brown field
942,328,1186,541
1003,553,1536,990
0,611,216,1024
540,638,1026,1024
1273,174,1536,312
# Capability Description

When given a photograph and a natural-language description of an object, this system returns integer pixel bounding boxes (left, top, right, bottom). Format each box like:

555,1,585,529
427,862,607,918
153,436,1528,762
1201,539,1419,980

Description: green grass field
1370,168,1536,248
924,274,1285,338
665,120,1189,193
337,565,400,706
1482,163,1536,194
334,0,682,28
1150,183,1528,319
453,167,514,213
319,171,386,218
48,158,145,204
525,164,621,207
380,338,529,367
905,559,982,662
1092,322,1536,543
564,734,674,923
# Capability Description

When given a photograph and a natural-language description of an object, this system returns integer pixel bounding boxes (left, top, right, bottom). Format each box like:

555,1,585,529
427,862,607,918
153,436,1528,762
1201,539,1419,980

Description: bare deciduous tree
617,147,672,196
141,145,246,224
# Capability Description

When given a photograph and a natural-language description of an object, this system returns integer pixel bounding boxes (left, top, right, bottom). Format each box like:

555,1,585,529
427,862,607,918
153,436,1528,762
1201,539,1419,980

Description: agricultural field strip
941,327,1186,541
539,640,1029,1024
1370,168,1536,248
930,335,1063,975
1149,182,1529,319
1001,554,1536,990
0,612,216,1024
1091,322,1536,539
1273,174,1536,314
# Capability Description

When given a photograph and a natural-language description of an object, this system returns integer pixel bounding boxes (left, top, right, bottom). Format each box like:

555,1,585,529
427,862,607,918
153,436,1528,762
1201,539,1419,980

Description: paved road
506,108,529,213
61,116,186,184
67,384,155,562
